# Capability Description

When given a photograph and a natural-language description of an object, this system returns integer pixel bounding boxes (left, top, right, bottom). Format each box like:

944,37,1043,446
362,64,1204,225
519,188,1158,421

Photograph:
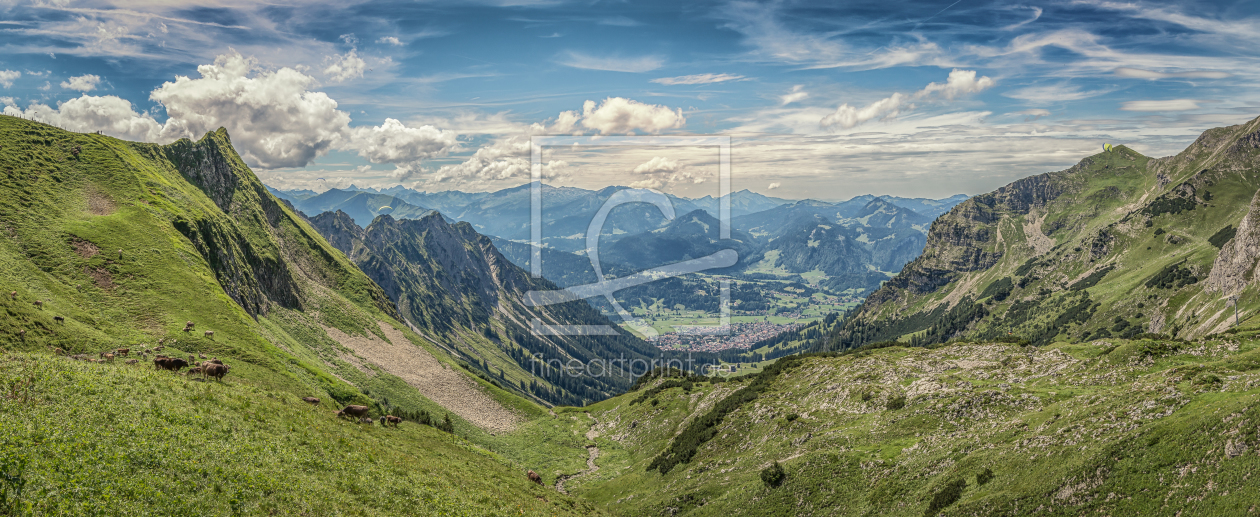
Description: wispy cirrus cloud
557,51,664,72
652,73,744,85
1119,99,1203,111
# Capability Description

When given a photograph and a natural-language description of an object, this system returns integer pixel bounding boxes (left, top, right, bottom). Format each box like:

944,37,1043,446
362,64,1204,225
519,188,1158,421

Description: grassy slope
564,335,1260,516
840,116,1260,346
0,116,598,510
0,352,604,516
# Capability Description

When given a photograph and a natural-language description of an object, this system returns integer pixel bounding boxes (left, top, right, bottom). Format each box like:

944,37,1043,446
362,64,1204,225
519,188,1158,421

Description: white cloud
3,95,162,141
323,48,366,83
580,97,685,134
60,74,101,92
557,51,663,73
628,156,704,189
151,51,351,169
1114,67,1232,80
821,69,994,130
633,156,681,174
377,36,403,46
428,135,570,186
349,118,459,176
920,69,995,100
0,70,19,88
0,97,13,107
821,93,907,130
651,73,744,85
1002,83,1113,103
1119,99,1202,111
38,81,51,91
768,182,781,190
780,85,808,105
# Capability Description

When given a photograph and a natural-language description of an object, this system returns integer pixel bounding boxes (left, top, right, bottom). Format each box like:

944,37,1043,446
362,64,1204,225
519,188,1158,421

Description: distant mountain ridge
819,114,1260,351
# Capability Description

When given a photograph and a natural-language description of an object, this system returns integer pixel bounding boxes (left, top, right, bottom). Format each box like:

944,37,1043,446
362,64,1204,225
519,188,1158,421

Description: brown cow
527,470,542,485
204,330,214,339
384,415,403,427
153,357,189,372
116,348,129,356
125,359,138,365
301,397,320,405
335,405,370,420
203,363,231,381
32,300,42,309
360,417,374,425
8,291,15,300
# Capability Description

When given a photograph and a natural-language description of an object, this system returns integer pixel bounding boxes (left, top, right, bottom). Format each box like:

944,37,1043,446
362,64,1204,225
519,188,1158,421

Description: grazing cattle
384,415,403,427
204,330,214,339
182,327,192,333
188,366,202,376
116,348,129,357
8,291,14,299
198,353,207,359
18,329,24,337
53,348,64,355
528,470,542,485
125,359,138,365
185,321,194,328
153,357,189,372
33,300,42,309
154,346,164,352
188,354,195,363
102,353,115,361
301,397,320,405
203,363,231,381
53,315,64,323
335,405,370,420
360,417,374,425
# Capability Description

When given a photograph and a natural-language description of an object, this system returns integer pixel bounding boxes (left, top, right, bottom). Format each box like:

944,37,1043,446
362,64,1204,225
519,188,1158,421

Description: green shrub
925,478,966,516
886,395,906,411
785,413,799,422
1209,225,1237,249
760,461,786,487
976,468,994,485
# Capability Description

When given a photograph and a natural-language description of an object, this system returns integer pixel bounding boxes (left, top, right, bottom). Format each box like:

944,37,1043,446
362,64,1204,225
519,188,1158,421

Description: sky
1,0,1258,201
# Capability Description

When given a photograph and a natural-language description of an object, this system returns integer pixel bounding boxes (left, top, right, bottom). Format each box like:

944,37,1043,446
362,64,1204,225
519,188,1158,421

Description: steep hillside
308,210,685,406
562,335,1260,516
822,115,1260,350
0,115,597,509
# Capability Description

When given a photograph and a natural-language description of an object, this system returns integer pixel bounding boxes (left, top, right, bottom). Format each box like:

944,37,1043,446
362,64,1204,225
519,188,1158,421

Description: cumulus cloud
377,36,403,46
2,95,162,141
628,156,703,189
60,74,101,92
348,118,459,179
780,85,809,105
822,69,994,130
1114,67,1232,80
633,156,681,174
821,93,907,130
1119,99,1202,111
580,97,685,134
652,73,744,85
38,81,51,91
768,182,781,190
428,135,570,186
0,70,19,88
920,69,996,100
151,51,352,169
557,51,663,73
323,48,367,83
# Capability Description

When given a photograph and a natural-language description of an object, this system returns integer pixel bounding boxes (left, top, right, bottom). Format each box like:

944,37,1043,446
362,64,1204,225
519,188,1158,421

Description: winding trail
555,413,600,495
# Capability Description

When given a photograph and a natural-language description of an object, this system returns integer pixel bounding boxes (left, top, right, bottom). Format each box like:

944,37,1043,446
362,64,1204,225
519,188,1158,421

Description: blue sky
1,0,1257,200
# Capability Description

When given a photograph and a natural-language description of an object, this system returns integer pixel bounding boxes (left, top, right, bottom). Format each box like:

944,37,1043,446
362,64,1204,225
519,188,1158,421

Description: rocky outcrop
1207,189,1260,295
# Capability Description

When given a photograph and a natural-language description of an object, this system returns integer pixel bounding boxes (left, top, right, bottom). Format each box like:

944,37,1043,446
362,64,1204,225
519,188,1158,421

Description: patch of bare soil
86,185,116,216
1023,213,1054,256
85,266,113,289
322,321,523,433
70,236,100,258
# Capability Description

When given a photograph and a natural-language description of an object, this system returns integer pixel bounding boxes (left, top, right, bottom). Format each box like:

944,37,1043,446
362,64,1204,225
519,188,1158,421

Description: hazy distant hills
273,187,438,227
271,182,968,296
